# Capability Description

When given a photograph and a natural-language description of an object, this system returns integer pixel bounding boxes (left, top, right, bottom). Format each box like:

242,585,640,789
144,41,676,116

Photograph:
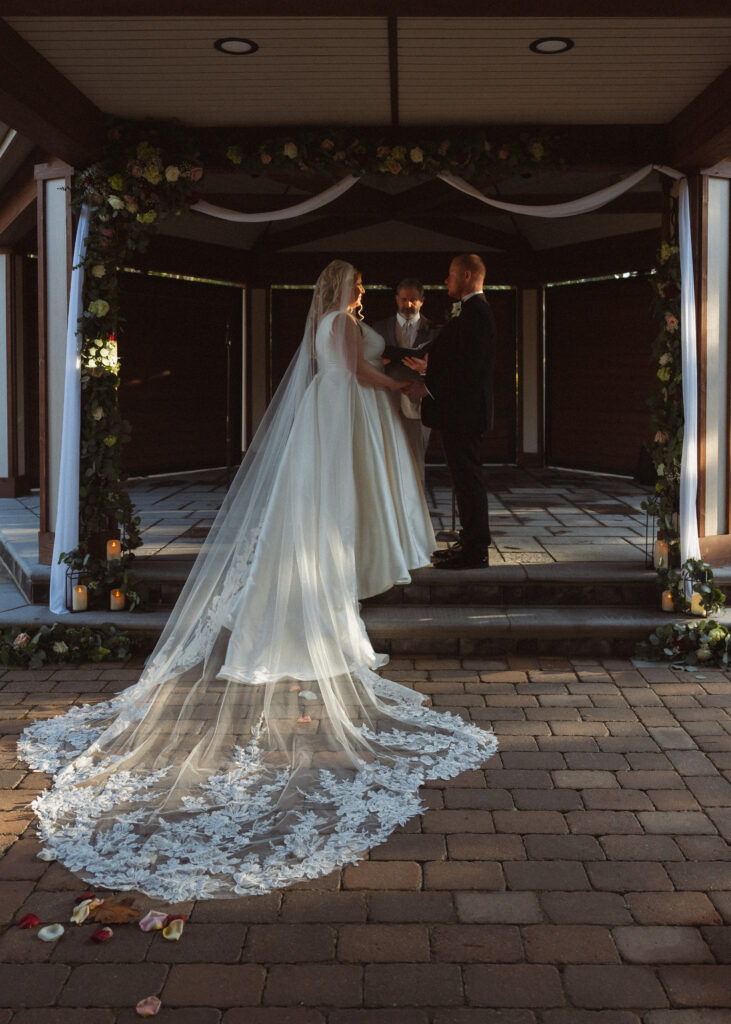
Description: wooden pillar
0,249,31,496
35,160,73,564
516,285,544,467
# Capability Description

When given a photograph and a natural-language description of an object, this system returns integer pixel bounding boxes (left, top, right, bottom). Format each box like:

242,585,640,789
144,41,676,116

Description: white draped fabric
49,205,90,615
190,174,359,222
678,180,702,568
50,164,708,611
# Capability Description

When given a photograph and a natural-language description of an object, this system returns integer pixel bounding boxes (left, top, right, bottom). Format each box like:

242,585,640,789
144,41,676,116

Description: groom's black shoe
434,548,489,570
432,541,465,562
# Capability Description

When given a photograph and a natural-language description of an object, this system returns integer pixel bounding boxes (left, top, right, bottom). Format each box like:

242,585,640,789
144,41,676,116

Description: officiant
373,277,437,485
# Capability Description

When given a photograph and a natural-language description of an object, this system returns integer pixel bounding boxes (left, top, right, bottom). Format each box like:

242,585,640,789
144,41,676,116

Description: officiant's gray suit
372,313,436,485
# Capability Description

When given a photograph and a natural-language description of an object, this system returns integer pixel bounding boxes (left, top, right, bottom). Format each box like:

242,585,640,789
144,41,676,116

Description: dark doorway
546,275,656,475
118,272,243,475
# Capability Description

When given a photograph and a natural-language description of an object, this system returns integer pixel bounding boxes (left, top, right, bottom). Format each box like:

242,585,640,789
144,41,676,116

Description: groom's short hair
395,277,424,298
452,254,486,280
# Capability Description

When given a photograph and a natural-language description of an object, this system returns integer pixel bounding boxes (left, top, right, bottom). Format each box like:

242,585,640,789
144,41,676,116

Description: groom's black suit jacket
421,293,496,436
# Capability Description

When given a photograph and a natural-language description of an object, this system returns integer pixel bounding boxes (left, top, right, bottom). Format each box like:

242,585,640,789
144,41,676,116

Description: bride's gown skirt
19,315,497,900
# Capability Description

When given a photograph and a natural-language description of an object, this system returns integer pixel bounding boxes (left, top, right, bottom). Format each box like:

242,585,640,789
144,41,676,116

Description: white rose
283,142,298,160
410,147,424,164
108,196,124,210
165,165,181,183
52,641,69,655
91,264,106,279
92,406,104,421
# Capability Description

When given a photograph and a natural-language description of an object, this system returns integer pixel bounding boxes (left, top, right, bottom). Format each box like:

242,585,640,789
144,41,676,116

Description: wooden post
516,285,544,467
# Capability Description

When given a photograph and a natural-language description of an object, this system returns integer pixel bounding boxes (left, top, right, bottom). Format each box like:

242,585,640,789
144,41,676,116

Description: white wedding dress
19,262,496,901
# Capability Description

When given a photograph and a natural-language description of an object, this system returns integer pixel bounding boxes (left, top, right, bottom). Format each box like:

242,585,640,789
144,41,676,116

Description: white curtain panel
49,205,90,614
678,180,702,568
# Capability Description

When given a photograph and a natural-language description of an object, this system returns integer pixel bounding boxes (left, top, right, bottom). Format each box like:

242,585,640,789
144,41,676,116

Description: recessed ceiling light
529,37,574,54
214,37,259,55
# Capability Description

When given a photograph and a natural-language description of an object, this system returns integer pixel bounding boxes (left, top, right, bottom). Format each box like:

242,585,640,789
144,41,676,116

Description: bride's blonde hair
317,259,363,318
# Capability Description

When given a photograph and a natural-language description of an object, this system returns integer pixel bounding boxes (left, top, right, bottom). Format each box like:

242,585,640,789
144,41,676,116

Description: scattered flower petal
162,917,185,941
38,924,65,942
139,910,170,932
91,927,114,942
74,893,95,905
297,715,312,724
289,684,301,692
17,914,40,929
36,849,57,861
298,690,318,700
71,898,104,924
136,996,162,1017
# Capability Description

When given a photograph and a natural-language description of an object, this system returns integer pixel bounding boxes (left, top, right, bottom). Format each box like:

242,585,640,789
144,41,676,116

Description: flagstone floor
0,652,729,1020
0,465,653,609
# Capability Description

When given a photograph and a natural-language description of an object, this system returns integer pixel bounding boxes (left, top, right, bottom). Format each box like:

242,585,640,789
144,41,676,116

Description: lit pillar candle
661,590,674,612
72,585,88,612
106,539,121,561
653,540,669,569
109,589,125,611
690,593,706,616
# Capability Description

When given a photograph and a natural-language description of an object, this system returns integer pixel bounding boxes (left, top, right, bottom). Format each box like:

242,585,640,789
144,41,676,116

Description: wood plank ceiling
1,10,730,279
4,15,731,126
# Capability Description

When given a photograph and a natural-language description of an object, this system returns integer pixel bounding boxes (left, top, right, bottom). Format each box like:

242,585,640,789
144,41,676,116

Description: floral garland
641,243,683,561
66,120,560,605
65,122,203,605
1,623,138,668
224,128,555,180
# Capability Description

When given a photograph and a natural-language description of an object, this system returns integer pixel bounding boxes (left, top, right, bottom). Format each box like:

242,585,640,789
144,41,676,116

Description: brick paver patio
1,655,729,1021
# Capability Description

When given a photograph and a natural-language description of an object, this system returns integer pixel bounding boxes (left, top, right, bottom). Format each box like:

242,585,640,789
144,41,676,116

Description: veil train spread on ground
19,261,497,901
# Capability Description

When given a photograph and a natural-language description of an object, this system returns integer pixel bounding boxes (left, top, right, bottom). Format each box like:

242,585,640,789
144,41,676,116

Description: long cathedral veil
19,260,496,901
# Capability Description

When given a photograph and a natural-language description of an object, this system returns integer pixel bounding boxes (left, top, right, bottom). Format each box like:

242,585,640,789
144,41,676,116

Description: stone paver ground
1,655,729,1021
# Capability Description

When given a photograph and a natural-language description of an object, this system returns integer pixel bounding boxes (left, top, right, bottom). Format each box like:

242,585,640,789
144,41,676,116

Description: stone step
125,559,716,609
2,602,727,660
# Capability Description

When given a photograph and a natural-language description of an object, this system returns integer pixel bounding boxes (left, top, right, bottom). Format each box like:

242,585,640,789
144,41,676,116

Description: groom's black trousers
442,431,491,552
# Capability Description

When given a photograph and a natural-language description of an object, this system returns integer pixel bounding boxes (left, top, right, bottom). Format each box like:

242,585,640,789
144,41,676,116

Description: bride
19,260,497,901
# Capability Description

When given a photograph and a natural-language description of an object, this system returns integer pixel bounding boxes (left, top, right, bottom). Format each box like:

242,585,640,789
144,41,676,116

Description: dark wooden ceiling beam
0,19,103,166
0,176,36,247
669,64,731,170
4,2,729,15
398,214,530,255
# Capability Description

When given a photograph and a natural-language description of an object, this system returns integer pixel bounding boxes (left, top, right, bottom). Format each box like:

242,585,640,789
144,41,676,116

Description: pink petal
135,996,162,1017
139,910,170,932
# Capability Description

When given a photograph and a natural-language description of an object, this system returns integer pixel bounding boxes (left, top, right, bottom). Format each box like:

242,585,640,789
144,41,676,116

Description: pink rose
260,152,272,165
190,166,203,182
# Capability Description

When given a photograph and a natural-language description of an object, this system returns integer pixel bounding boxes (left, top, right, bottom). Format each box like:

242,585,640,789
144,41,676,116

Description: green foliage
636,618,731,667
70,120,203,600
0,622,138,668
641,243,683,558
223,128,560,181
658,558,726,617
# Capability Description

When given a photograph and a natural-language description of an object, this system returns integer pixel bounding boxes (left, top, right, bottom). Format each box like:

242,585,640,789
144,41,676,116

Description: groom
405,254,496,570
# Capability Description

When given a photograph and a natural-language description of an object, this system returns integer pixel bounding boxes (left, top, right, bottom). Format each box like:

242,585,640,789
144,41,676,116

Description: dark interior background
118,272,243,475
545,275,656,475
